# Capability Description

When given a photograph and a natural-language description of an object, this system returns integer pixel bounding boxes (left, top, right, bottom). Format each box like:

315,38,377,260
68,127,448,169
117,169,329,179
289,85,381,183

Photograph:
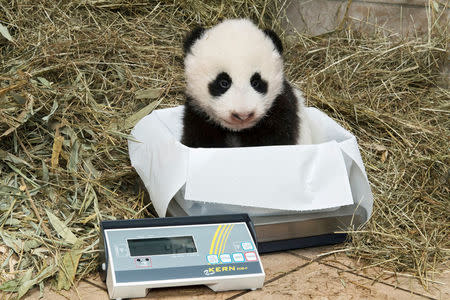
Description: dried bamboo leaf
4,218,21,226
57,249,83,290
0,23,13,41
0,149,31,168
17,264,57,298
42,100,59,122
5,162,39,188
135,88,163,100
45,210,78,245
41,160,49,182
50,136,64,169
1,96,35,137
0,231,22,254
122,99,163,130
10,92,26,104
67,139,80,173
36,77,53,88
0,268,32,292
82,158,100,179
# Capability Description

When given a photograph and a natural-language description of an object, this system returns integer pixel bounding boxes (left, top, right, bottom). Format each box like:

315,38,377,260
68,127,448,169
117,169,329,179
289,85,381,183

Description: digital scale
100,214,265,300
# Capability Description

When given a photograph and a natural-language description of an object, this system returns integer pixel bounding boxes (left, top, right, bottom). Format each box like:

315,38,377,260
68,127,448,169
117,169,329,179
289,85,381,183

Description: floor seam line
81,279,108,292
225,260,314,300
287,251,318,262
287,251,437,300
319,261,438,300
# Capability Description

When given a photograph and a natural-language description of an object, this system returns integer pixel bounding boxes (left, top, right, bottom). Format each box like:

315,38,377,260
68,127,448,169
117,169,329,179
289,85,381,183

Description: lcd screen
128,236,197,256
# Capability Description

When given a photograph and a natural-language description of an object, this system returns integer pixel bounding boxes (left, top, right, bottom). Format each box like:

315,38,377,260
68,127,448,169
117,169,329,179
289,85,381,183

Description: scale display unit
100,214,265,300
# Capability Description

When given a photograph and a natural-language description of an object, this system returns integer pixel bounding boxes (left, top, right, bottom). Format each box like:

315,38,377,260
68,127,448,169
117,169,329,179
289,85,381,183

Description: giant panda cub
181,19,312,148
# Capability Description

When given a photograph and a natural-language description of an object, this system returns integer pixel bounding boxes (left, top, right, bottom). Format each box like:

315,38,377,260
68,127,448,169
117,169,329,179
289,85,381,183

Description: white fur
294,89,313,145
184,19,284,131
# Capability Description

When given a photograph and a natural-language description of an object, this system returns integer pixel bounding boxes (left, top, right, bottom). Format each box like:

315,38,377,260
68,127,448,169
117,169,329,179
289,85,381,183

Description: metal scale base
166,200,365,253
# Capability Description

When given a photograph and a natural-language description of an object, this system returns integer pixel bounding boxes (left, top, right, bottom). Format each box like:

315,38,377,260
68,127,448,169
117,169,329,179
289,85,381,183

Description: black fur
250,72,268,94
183,26,205,55
263,29,283,54
181,81,299,148
208,72,232,97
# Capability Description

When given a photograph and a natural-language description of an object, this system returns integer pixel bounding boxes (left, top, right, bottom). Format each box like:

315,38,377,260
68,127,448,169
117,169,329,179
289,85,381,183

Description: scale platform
166,200,366,253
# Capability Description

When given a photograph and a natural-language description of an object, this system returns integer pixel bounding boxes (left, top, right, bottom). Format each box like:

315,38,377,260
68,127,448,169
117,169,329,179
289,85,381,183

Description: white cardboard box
128,105,373,223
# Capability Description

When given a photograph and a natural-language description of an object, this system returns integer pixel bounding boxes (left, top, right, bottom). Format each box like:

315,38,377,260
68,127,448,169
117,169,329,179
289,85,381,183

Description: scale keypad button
207,254,219,264
241,242,253,250
135,257,151,267
244,252,258,262
232,252,245,262
220,254,232,263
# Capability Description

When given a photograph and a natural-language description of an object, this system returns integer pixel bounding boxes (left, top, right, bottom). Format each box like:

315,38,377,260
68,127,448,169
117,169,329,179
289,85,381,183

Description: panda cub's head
183,19,284,131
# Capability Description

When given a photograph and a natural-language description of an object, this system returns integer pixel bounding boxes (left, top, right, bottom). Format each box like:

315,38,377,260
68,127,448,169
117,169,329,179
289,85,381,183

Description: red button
244,251,258,261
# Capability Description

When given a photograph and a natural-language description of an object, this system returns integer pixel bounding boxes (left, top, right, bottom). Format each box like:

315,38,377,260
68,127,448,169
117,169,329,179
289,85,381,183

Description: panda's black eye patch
250,73,268,94
209,72,232,97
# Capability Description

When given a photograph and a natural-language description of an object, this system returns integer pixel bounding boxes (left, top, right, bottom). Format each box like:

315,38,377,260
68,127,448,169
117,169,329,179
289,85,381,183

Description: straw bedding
0,0,448,297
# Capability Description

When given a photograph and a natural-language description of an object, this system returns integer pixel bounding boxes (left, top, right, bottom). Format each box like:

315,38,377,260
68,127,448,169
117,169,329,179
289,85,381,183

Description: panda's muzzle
230,111,255,122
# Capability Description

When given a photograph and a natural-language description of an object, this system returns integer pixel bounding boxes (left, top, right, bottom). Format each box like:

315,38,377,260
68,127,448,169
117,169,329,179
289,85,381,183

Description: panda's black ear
183,26,205,55
263,29,283,54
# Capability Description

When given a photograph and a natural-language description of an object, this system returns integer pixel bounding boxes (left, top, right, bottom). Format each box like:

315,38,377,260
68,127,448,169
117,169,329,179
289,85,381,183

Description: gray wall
283,0,449,37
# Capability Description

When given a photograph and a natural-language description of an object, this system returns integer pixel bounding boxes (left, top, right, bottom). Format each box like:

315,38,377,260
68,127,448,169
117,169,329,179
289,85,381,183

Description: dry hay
0,0,448,297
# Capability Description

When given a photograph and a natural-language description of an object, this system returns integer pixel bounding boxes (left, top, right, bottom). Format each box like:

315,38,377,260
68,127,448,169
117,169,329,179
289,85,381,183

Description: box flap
185,141,354,211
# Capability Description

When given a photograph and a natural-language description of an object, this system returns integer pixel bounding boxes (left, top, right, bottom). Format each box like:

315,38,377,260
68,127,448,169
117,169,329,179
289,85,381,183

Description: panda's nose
231,111,255,122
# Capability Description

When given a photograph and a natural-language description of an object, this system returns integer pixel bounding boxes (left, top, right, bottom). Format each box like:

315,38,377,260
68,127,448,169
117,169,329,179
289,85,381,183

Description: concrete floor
23,245,449,300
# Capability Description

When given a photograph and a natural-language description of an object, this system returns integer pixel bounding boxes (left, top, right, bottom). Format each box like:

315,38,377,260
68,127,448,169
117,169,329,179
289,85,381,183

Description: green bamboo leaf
45,210,78,244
